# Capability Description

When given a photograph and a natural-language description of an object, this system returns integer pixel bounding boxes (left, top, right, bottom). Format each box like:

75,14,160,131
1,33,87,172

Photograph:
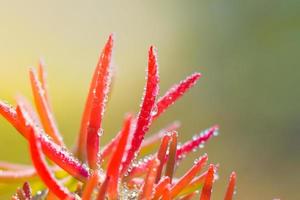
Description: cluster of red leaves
0,35,236,200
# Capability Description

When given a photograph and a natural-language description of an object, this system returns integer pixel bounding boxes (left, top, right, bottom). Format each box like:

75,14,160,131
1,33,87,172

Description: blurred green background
0,0,299,199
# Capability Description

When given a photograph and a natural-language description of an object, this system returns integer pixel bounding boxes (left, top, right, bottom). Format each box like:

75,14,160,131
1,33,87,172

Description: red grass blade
165,131,177,183
106,115,132,199
121,46,159,174
176,126,218,160
153,176,170,200
15,103,89,182
140,158,160,200
0,168,36,182
83,35,114,169
154,73,201,119
224,172,237,200
199,164,215,200
82,171,100,200
96,176,110,200
29,68,63,146
155,133,172,183
25,124,74,199
170,154,208,198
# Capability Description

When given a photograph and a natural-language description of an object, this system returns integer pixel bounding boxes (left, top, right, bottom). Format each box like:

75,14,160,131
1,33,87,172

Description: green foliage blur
0,1,299,199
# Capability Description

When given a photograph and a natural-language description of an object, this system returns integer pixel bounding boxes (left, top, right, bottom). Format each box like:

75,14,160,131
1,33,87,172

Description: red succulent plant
0,34,236,199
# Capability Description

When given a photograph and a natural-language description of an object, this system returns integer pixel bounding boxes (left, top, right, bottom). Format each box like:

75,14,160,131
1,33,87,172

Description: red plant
0,34,236,199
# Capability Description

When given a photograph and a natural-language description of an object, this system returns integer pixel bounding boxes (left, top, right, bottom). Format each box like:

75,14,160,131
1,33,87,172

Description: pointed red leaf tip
176,125,218,161
25,124,74,199
106,115,132,199
0,100,23,134
155,133,171,183
82,171,100,200
224,171,237,200
16,103,89,182
170,154,208,198
199,164,215,200
38,58,51,105
75,34,114,167
154,72,201,119
29,68,63,146
121,46,159,174
165,131,177,183
140,158,160,200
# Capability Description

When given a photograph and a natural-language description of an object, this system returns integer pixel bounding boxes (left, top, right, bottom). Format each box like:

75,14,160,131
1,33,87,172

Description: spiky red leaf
176,126,218,160
199,164,215,200
224,172,236,200
121,46,159,174
25,124,74,199
16,103,89,182
29,68,63,145
170,154,208,198
165,131,177,183
106,115,132,199
155,133,172,183
154,73,201,119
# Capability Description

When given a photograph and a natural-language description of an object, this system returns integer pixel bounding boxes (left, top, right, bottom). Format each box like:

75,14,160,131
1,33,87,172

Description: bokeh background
0,0,299,199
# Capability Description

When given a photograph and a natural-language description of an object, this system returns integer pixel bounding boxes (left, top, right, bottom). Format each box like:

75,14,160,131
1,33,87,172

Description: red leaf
25,122,74,199
16,103,89,182
176,126,218,160
106,115,132,199
29,68,63,146
154,73,201,119
82,171,100,200
140,158,160,200
77,34,114,169
199,164,215,200
224,172,237,200
121,46,159,174
165,131,178,183
0,101,23,135
155,134,172,183
170,154,208,198
38,58,51,105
